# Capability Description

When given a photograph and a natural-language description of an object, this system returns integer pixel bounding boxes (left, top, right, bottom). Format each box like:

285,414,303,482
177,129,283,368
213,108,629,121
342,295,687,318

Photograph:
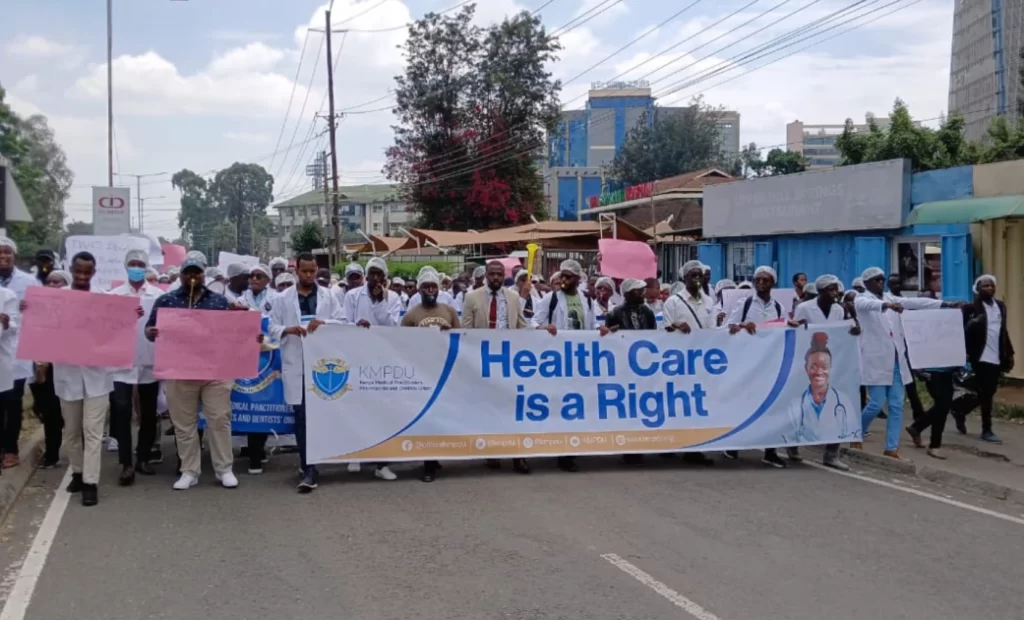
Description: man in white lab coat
108,249,165,485
268,251,346,493
342,256,402,481
0,237,39,471
853,266,956,459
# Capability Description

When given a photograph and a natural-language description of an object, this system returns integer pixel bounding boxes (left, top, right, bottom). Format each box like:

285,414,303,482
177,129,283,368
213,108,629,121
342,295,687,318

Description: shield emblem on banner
311,358,350,400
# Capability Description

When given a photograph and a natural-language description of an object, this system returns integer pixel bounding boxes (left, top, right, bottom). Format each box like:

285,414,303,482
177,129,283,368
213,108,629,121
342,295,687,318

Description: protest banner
161,243,186,269
720,288,797,322
217,251,260,269
597,238,657,279
302,324,861,463
902,309,966,369
65,235,153,291
496,257,522,277
17,287,139,368
154,309,262,380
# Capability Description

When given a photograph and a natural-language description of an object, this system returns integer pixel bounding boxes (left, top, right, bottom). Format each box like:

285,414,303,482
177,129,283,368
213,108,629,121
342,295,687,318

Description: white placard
218,251,260,269
721,287,797,322
91,186,131,235
65,235,152,291
902,309,966,370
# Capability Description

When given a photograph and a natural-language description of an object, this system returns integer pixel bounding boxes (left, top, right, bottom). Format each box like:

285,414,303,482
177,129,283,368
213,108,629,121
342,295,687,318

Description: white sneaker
248,466,263,475
106,437,119,452
217,471,239,488
173,473,199,490
375,466,397,481
347,463,361,473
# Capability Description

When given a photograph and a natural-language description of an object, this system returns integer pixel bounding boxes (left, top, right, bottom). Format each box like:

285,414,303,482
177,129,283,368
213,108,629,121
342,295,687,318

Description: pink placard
153,308,261,380
597,238,657,280
154,283,169,291
496,257,521,277
17,287,139,368
161,244,186,270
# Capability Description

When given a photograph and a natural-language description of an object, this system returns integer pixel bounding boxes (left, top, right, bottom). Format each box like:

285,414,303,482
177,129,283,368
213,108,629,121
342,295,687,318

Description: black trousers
294,400,309,471
906,376,926,423
909,371,954,448
30,366,62,463
0,379,26,456
974,362,1002,435
111,382,160,466
247,433,268,469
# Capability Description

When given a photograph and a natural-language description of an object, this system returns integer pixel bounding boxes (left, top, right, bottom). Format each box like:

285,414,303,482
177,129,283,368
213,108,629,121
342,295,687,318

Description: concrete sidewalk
847,415,1024,503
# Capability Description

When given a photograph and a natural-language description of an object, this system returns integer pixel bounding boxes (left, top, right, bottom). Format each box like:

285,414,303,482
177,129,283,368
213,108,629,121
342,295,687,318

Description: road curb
0,427,44,526
839,446,1020,503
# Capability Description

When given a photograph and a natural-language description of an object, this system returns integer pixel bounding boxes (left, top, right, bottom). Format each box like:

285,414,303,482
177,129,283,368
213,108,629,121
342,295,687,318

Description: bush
333,259,462,280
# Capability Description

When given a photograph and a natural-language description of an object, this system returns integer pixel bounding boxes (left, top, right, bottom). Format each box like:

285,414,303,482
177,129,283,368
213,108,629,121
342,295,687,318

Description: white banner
65,235,152,291
302,325,861,463
91,186,131,235
218,251,260,269
902,309,966,369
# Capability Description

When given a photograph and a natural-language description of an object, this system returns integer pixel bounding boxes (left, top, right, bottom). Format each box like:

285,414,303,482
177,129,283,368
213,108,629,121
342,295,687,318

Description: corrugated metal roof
273,184,398,208
907,195,1024,224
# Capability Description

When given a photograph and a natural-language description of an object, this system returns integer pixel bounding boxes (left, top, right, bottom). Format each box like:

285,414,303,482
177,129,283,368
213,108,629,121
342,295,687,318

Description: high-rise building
948,0,1024,142
786,117,898,169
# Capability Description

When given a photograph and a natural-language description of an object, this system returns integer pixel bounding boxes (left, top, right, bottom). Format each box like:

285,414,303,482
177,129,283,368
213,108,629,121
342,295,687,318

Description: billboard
91,186,131,235
703,159,911,237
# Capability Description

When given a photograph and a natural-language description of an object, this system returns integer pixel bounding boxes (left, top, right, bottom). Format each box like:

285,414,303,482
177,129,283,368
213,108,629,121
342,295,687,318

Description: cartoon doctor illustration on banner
783,332,860,445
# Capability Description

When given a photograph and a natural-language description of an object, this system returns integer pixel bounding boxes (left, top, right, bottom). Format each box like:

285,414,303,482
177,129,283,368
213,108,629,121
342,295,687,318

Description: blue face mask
126,267,147,283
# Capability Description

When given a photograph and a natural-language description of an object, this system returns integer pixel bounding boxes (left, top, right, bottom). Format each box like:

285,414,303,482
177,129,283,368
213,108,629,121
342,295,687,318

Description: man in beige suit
462,260,531,473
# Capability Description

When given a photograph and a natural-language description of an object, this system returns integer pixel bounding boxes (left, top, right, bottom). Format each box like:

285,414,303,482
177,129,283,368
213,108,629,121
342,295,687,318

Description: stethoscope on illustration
795,387,862,441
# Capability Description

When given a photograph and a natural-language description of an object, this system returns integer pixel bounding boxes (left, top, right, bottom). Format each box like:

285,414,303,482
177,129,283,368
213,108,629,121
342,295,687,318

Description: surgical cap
276,273,296,286
803,282,817,295
205,266,222,280
124,249,148,266
860,267,885,281
366,257,388,277
226,263,250,278
0,237,17,253
851,277,864,289
49,270,72,286
251,264,271,278
973,274,997,293
391,277,405,286
146,267,159,277
418,265,439,277
660,283,671,292
621,278,646,293
679,260,706,279
269,257,287,269
345,263,364,277
737,281,753,289
814,274,840,290
714,279,737,294
472,266,485,279
753,265,777,283
417,271,440,287
595,276,615,291
167,267,180,276
559,259,582,276
515,270,529,282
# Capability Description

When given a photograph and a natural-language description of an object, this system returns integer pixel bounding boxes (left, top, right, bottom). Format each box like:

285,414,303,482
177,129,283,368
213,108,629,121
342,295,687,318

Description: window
390,204,405,212
297,207,306,217
372,205,383,213
281,207,292,218
310,206,319,216
372,222,381,232
726,242,755,283
893,239,942,298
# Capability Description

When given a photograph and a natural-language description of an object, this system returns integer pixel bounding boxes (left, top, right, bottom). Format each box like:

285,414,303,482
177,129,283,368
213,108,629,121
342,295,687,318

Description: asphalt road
2,446,1023,620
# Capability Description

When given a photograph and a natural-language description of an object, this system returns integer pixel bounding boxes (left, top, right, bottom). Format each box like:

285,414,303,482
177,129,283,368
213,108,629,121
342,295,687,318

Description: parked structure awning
908,195,1024,225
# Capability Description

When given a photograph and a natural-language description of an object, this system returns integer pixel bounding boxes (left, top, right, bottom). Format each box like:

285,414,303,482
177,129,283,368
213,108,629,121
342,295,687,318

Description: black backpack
741,296,783,323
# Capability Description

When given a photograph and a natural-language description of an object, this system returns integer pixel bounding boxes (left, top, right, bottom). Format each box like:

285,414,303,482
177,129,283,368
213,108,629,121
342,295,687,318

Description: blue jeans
861,354,905,452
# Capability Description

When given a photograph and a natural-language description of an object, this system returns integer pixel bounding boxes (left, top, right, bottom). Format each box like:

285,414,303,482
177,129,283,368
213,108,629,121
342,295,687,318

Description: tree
609,96,728,185
385,4,559,230
834,99,980,172
64,220,93,236
290,221,324,253
739,142,766,177
0,85,72,256
738,144,807,177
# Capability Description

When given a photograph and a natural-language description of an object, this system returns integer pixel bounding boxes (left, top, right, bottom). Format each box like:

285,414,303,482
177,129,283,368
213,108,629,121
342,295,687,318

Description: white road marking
0,470,72,620
804,461,1024,527
601,553,723,620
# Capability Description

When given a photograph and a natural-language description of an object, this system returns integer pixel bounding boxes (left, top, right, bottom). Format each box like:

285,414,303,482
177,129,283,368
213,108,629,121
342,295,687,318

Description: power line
342,0,476,33
268,30,311,174
271,32,326,182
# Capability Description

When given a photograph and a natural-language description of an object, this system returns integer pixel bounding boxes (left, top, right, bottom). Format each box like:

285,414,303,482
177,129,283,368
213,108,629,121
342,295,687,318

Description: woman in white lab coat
853,266,956,458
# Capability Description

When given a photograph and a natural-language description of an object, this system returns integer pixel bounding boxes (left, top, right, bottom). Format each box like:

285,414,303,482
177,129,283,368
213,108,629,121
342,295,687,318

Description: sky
1,0,953,240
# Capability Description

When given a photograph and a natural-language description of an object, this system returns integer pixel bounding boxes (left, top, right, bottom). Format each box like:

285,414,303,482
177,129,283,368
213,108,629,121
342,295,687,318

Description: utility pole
120,171,167,233
325,10,343,265
107,0,114,187
321,150,330,217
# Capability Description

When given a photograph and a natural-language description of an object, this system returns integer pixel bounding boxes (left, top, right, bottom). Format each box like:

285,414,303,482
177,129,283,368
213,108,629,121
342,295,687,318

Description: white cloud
208,29,283,43
573,0,630,26
208,42,286,75
13,74,39,94
224,131,271,144
5,35,86,69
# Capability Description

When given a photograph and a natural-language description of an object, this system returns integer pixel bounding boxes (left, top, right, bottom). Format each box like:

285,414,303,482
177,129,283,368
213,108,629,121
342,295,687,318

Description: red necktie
489,293,497,329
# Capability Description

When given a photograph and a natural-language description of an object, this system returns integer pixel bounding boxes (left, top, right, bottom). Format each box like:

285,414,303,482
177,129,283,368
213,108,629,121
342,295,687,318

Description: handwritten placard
902,309,966,369
65,235,152,292
598,238,657,279
218,251,260,269
154,308,261,380
721,288,797,322
16,287,139,368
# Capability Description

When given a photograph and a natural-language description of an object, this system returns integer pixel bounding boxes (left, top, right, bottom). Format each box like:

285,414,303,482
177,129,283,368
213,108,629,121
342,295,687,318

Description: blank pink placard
16,287,139,368
153,308,261,380
597,238,657,279
496,257,522,277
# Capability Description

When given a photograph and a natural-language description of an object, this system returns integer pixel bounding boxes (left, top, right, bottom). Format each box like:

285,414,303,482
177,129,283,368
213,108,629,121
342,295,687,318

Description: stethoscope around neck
799,386,846,430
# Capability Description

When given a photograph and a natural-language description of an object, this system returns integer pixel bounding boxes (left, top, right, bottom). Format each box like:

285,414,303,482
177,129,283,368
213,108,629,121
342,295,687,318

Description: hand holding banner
598,238,657,279
17,287,139,368
154,308,262,380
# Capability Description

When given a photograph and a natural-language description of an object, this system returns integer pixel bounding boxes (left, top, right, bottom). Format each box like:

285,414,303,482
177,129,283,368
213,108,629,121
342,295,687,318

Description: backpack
548,292,592,321
741,296,783,323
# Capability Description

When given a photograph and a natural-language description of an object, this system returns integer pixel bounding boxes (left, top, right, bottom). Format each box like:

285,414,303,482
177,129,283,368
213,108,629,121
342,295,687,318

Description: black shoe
66,473,83,493
557,456,579,473
953,412,968,435
511,458,531,474
682,452,714,466
135,461,156,476
485,459,500,470
723,451,739,460
164,426,175,436
40,458,60,469
150,447,164,464
297,468,319,494
761,451,787,469
118,465,136,487
81,484,98,507
877,411,888,420
622,454,644,465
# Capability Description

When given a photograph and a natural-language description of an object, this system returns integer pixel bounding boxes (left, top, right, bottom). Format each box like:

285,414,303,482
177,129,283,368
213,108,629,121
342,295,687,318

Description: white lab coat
268,285,346,406
343,285,402,326
407,290,458,312
854,292,942,385
107,281,164,385
0,287,21,393
531,290,596,331
240,287,277,312
1,268,39,381
663,289,717,331
783,386,858,445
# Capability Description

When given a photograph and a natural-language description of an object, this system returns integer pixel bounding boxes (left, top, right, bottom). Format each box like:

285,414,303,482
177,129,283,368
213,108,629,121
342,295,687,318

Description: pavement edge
0,427,44,526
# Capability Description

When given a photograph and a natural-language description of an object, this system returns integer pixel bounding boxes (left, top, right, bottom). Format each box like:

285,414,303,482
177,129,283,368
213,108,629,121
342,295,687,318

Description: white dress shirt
107,281,164,385
408,290,458,311
794,299,846,324
0,268,39,382
483,287,510,329
981,300,1002,365
728,293,785,325
0,287,20,393
663,289,716,331
343,285,402,326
